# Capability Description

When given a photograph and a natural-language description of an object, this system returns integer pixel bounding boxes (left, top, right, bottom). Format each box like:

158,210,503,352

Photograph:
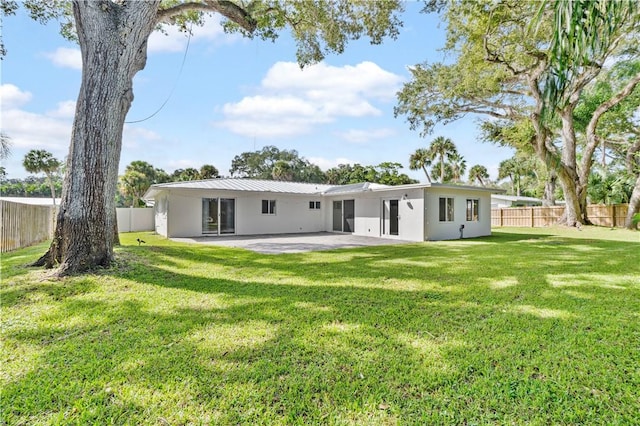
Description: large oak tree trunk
34,1,159,275
626,174,640,229
542,169,556,206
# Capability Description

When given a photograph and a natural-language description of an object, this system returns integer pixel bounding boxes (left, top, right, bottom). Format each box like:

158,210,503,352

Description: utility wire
125,27,192,124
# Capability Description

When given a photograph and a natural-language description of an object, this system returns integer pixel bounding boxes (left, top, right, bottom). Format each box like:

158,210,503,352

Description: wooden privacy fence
492,203,630,228
0,200,55,253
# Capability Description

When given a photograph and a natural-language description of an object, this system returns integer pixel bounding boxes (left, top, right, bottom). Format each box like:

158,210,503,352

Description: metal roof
491,194,541,202
144,179,335,198
322,182,391,195
143,178,504,200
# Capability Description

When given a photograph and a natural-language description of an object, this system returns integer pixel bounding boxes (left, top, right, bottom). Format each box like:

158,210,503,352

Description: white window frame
309,201,321,210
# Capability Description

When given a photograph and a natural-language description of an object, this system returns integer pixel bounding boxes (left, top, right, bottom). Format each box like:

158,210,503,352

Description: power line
125,27,192,124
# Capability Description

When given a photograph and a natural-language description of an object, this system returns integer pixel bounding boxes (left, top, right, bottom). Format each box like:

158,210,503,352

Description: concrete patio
171,232,413,254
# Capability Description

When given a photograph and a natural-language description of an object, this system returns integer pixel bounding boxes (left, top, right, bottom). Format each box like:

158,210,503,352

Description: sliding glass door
202,198,235,235
219,198,235,234
332,199,355,233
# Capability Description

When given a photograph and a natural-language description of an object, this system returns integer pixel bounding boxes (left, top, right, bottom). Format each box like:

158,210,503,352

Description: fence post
500,208,504,227
611,204,616,227
531,208,534,227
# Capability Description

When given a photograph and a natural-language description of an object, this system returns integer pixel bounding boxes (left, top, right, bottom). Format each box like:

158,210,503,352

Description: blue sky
1,2,514,182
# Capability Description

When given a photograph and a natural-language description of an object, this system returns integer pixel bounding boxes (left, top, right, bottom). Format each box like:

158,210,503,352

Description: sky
1,2,514,182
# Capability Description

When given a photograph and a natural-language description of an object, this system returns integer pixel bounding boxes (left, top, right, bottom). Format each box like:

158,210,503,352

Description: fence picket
492,204,631,228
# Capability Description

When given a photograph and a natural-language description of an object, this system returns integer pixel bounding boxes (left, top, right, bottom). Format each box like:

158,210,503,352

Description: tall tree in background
428,136,458,183
324,162,416,185
199,164,219,179
118,160,170,206
396,0,640,226
230,146,325,183
468,164,489,187
22,149,61,205
3,1,403,275
375,162,418,185
498,157,534,197
408,148,432,183
0,133,11,180
271,160,294,181
119,170,149,207
0,132,11,161
448,152,466,183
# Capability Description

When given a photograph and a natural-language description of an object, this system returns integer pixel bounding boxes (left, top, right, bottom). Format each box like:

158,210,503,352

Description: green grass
1,227,639,425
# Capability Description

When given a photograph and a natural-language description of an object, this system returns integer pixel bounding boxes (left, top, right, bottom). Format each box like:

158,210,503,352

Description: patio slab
171,232,413,254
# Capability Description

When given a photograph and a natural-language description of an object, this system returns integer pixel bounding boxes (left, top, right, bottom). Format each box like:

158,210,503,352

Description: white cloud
148,16,228,53
44,47,82,70
307,156,357,171
0,84,33,109
216,61,404,138
122,125,162,149
47,100,76,118
337,128,395,144
1,108,71,151
1,85,71,154
263,61,402,101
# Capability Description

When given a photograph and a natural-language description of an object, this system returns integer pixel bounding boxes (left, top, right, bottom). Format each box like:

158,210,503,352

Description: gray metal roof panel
147,179,335,195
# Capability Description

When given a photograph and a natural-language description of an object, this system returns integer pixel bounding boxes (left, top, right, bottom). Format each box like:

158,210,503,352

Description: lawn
1,227,639,425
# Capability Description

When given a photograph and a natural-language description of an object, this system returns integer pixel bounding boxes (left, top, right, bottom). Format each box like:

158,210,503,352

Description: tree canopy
396,0,640,226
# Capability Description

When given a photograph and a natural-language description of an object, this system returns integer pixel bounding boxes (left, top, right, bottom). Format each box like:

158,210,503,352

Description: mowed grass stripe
1,227,638,425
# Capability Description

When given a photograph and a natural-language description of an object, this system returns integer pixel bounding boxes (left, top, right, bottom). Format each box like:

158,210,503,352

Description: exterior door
219,198,235,234
343,199,355,233
383,199,399,236
332,201,342,231
332,200,355,233
202,198,235,235
202,198,219,234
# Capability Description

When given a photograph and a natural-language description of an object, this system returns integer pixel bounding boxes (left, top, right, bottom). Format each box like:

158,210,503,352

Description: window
309,201,321,210
466,199,479,221
262,199,276,215
439,197,454,222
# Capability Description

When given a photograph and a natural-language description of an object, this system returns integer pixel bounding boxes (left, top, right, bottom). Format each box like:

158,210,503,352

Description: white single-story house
143,179,504,241
491,194,543,209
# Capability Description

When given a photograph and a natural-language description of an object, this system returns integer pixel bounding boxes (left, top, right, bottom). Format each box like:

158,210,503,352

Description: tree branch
581,70,640,178
156,0,256,32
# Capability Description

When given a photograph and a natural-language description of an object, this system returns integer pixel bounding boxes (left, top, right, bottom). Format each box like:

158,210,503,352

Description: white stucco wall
161,189,325,237
116,207,154,232
324,188,425,242
152,185,493,241
424,187,492,240
154,193,168,236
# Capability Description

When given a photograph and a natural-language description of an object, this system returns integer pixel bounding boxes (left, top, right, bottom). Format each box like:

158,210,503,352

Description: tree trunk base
30,241,115,277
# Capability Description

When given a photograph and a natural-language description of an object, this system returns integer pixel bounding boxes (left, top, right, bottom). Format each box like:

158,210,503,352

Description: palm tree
428,136,458,182
468,164,489,186
23,149,61,205
498,157,534,197
449,152,467,183
119,170,149,207
408,148,432,183
0,132,11,160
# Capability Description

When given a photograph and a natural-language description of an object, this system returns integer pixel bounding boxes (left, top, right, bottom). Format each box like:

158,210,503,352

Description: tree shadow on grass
3,234,640,424
5,262,639,424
